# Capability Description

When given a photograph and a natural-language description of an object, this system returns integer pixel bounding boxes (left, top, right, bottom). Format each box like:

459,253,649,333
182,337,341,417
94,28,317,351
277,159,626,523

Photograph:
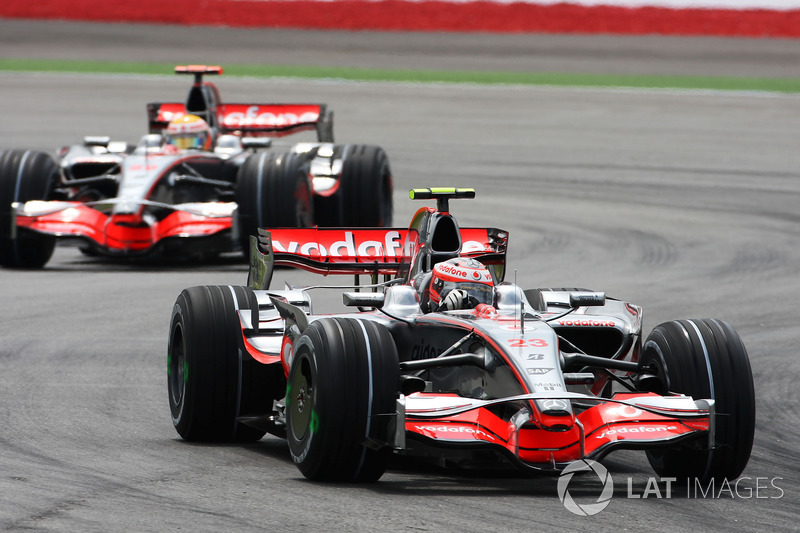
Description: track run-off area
3,0,800,36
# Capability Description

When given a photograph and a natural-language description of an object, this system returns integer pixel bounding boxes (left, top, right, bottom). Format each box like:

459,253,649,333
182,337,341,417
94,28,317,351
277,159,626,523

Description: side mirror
84,136,111,147
569,292,606,307
343,292,385,309
241,137,273,150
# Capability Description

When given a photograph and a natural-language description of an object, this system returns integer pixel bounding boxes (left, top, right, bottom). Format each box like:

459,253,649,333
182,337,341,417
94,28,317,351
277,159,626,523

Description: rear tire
168,285,281,442
286,317,399,482
235,151,313,252
314,145,392,227
0,150,58,268
640,319,755,483
340,145,392,227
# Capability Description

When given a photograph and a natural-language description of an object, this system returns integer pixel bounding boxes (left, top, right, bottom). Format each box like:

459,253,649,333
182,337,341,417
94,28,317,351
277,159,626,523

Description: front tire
168,285,281,442
0,150,58,268
640,319,755,483
286,317,400,482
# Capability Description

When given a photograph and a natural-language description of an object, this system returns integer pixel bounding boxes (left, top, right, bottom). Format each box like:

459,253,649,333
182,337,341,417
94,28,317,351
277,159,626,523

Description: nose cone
106,213,153,251
534,398,575,431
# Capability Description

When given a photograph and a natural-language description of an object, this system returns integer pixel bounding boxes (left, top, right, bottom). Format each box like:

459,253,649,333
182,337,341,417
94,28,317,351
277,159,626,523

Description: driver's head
165,114,212,150
429,257,494,311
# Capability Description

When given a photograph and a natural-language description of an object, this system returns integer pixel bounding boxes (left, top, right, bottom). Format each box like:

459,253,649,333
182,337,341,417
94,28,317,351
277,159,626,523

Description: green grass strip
1,58,799,93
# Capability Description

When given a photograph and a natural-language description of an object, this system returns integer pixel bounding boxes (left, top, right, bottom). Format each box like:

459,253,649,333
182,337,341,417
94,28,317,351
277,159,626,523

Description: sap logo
527,368,553,375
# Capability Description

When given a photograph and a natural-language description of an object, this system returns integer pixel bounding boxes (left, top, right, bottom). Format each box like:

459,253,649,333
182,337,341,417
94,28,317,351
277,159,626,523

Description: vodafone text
415,425,497,442
273,231,404,257
222,106,319,128
436,263,470,278
596,425,677,440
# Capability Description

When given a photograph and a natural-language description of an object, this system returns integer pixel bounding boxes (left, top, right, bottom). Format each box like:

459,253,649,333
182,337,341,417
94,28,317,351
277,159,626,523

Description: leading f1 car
167,188,755,484
0,65,392,268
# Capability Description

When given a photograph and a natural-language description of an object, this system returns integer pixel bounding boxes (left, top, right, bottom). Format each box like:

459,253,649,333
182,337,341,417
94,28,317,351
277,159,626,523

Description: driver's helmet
165,114,212,151
429,257,495,311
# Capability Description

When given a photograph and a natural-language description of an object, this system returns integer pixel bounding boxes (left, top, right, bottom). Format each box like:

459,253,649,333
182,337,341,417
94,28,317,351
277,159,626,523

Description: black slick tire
168,285,280,442
235,151,313,252
0,150,58,268
339,145,393,227
640,319,755,483
286,317,400,482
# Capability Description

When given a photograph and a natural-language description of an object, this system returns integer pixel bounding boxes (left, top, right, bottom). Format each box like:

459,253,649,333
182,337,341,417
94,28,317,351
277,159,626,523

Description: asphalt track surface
1,20,799,532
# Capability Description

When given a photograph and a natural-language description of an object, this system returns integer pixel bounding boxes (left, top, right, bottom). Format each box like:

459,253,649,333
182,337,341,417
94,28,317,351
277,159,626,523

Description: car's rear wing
247,226,508,290
147,102,334,142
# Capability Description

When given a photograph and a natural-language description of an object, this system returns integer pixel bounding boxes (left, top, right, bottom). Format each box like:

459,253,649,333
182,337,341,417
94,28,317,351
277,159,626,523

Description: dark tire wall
641,318,755,483
168,284,280,442
286,317,400,482
235,151,313,252
315,144,392,227
0,149,58,268
340,144,393,227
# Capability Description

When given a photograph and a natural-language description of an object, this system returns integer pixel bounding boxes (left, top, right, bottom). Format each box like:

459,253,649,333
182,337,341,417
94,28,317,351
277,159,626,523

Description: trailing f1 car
167,188,755,484
0,65,392,268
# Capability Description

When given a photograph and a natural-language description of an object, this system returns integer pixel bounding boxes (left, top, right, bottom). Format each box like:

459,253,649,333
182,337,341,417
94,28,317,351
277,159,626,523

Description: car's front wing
397,391,713,472
13,200,235,254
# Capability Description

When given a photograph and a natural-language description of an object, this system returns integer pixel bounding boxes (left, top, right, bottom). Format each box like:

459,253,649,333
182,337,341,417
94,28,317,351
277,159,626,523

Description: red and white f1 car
0,65,392,268
168,188,755,483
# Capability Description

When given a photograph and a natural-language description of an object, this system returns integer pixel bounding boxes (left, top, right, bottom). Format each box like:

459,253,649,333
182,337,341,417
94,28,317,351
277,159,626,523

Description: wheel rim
289,356,314,440
169,324,186,408
639,341,669,394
